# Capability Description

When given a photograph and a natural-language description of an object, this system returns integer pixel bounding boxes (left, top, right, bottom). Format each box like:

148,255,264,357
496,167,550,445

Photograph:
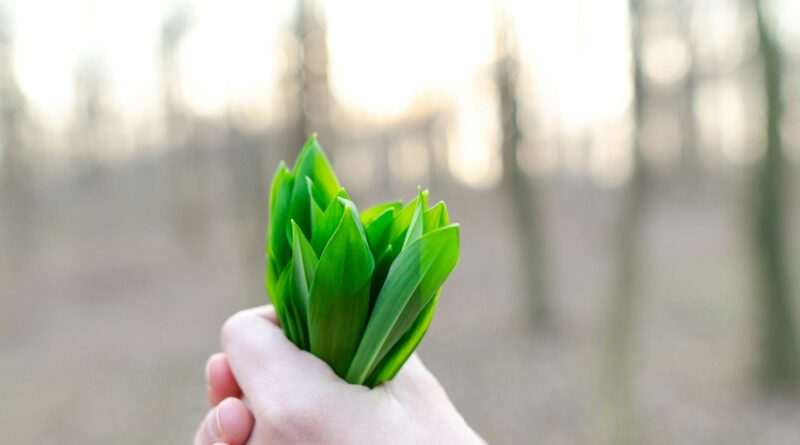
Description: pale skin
193,305,485,445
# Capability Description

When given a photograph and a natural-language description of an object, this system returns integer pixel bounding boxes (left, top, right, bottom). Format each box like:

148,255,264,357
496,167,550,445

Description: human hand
194,305,484,445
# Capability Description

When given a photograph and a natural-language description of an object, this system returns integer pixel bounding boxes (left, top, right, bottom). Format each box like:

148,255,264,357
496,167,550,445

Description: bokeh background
1,0,800,443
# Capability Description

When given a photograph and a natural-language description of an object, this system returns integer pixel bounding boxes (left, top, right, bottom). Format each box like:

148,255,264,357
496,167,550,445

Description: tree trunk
753,0,798,390
604,0,649,442
678,0,701,181
495,11,551,328
288,0,334,156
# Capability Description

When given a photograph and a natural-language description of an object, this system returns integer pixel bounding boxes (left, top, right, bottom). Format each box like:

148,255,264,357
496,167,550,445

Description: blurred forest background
1,0,800,443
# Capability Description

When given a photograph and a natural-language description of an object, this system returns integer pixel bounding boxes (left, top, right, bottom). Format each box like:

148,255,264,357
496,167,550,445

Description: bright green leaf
364,208,395,257
365,290,440,387
401,188,425,250
361,200,401,226
346,224,459,384
309,206,376,378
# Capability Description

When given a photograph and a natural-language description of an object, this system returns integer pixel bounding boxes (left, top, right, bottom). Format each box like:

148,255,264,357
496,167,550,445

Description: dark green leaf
388,189,429,255
311,192,349,256
289,136,346,238
401,189,425,249
423,200,450,234
309,206,375,378
274,262,297,344
370,245,394,312
346,224,459,384
288,221,319,350
364,208,395,257
360,201,401,226
365,290,440,387
267,163,295,273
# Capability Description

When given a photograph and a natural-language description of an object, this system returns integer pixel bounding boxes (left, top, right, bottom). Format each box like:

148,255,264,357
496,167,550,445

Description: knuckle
260,393,327,441
220,310,249,346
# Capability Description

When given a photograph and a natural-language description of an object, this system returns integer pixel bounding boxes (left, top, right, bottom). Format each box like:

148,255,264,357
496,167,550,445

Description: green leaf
293,221,319,289
311,192,349,256
346,224,459,384
267,163,295,274
309,206,376,378
266,164,295,325
274,262,297,344
364,208,395,257
289,136,346,238
267,136,460,387
269,162,290,222
288,221,319,350
360,201,401,226
401,189,425,249
388,189,429,256
306,177,325,230
423,201,450,234
370,245,394,311
365,290,440,387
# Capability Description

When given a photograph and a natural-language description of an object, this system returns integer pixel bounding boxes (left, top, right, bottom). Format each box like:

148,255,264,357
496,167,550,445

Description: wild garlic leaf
365,290,440,387
401,188,425,250
265,135,460,387
360,200,402,226
309,206,375,378
289,136,345,238
267,163,295,271
364,208,395,257
346,224,459,384
423,200,450,234
310,191,349,256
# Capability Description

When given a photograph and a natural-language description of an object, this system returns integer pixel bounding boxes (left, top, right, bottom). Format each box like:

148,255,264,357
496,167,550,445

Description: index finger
219,306,342,405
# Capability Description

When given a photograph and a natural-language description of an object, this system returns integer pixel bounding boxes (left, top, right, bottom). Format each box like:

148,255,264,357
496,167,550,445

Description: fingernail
215,397,238,440
205,405,223,441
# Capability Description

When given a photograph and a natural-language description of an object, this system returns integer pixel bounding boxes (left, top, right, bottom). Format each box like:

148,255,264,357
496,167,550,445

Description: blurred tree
752,0,799,390
159,4,214,257
160,3,191,148
494,5,552,327
72,55,113,158
0,7,34,266
604,0,649,442
677,0,700,180
283,0,334,156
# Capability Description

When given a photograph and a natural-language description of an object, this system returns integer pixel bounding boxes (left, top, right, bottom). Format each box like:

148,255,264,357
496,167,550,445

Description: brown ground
2,163,800,444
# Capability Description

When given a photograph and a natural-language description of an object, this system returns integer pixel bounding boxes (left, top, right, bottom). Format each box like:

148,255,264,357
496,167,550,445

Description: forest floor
1,164,800,444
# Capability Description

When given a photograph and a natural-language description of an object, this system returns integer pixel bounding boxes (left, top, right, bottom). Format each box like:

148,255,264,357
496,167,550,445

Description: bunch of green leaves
266,135,459,387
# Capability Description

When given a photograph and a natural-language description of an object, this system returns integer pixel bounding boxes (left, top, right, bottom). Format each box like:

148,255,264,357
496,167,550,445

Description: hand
194,305,484,444
193,353,253,445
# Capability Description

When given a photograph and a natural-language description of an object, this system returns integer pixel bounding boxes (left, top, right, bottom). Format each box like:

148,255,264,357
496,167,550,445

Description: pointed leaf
388,189,429,255
346,224,459,384
292,221,319,289
306,177,325,230
311,192,349,255
267,163,295,273
360,201,401,226
274,261,298,345
289,136,346,238
401,188,425,250
370,245,394,311
364,208,395,257
309,206,375,378
365,290,440,387
423,201,449,234
288,221,318,350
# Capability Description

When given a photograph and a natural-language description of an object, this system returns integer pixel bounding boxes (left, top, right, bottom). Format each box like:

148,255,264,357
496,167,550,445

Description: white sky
5,0,798,186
